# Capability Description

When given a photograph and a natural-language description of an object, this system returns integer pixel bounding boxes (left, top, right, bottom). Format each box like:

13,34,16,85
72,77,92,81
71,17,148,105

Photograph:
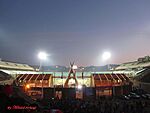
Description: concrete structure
0,60,133,99
115,56,150,71
15,72,132,99
0,60,34,71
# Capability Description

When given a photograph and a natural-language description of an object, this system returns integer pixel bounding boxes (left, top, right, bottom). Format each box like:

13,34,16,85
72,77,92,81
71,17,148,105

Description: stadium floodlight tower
38,51,48,99
102,51,111,70
38,52,48,71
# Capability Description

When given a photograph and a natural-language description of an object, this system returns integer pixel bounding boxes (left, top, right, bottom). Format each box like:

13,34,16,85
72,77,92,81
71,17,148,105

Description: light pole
54,65,58,98
38,51,48,99
102,51,111,70
81,68,84,85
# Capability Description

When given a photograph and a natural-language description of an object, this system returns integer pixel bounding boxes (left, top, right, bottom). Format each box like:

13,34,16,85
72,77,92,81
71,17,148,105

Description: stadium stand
16,74,52,87
0,60,34,71
115,56,150,70
0,71,12,81
93,73,130,87
135,69,150,83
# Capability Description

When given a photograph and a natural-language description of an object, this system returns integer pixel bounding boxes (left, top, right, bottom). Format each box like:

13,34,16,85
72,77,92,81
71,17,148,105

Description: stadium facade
4,58,150,99
14,63,132,100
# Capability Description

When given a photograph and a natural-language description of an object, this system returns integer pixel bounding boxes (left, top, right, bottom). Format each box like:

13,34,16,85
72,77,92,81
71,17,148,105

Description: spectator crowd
0,85,150,113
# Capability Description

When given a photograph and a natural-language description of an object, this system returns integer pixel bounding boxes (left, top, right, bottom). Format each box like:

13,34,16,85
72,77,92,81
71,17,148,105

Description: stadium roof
115,57,150,70
0,60,34,71
16,74,52,81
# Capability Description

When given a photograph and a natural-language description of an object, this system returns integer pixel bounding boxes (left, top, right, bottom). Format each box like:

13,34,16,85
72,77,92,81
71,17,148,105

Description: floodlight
102,51,111,61
38,52,48,60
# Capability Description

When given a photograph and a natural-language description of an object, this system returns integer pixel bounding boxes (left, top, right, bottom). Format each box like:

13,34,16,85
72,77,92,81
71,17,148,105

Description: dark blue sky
0,0,150,66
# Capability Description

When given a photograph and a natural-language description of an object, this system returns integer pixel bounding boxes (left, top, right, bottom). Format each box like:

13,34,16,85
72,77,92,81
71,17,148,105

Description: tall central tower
64,62,78,88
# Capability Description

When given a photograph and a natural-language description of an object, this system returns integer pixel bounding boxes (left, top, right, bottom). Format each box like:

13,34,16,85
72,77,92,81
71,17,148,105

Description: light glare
26,84,30,89
77,85,82,89
38,52,48,60
72,65,78,69
102,51,111,61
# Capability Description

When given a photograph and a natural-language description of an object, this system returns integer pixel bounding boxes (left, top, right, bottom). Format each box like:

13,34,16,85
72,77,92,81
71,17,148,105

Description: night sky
0,0,150,66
